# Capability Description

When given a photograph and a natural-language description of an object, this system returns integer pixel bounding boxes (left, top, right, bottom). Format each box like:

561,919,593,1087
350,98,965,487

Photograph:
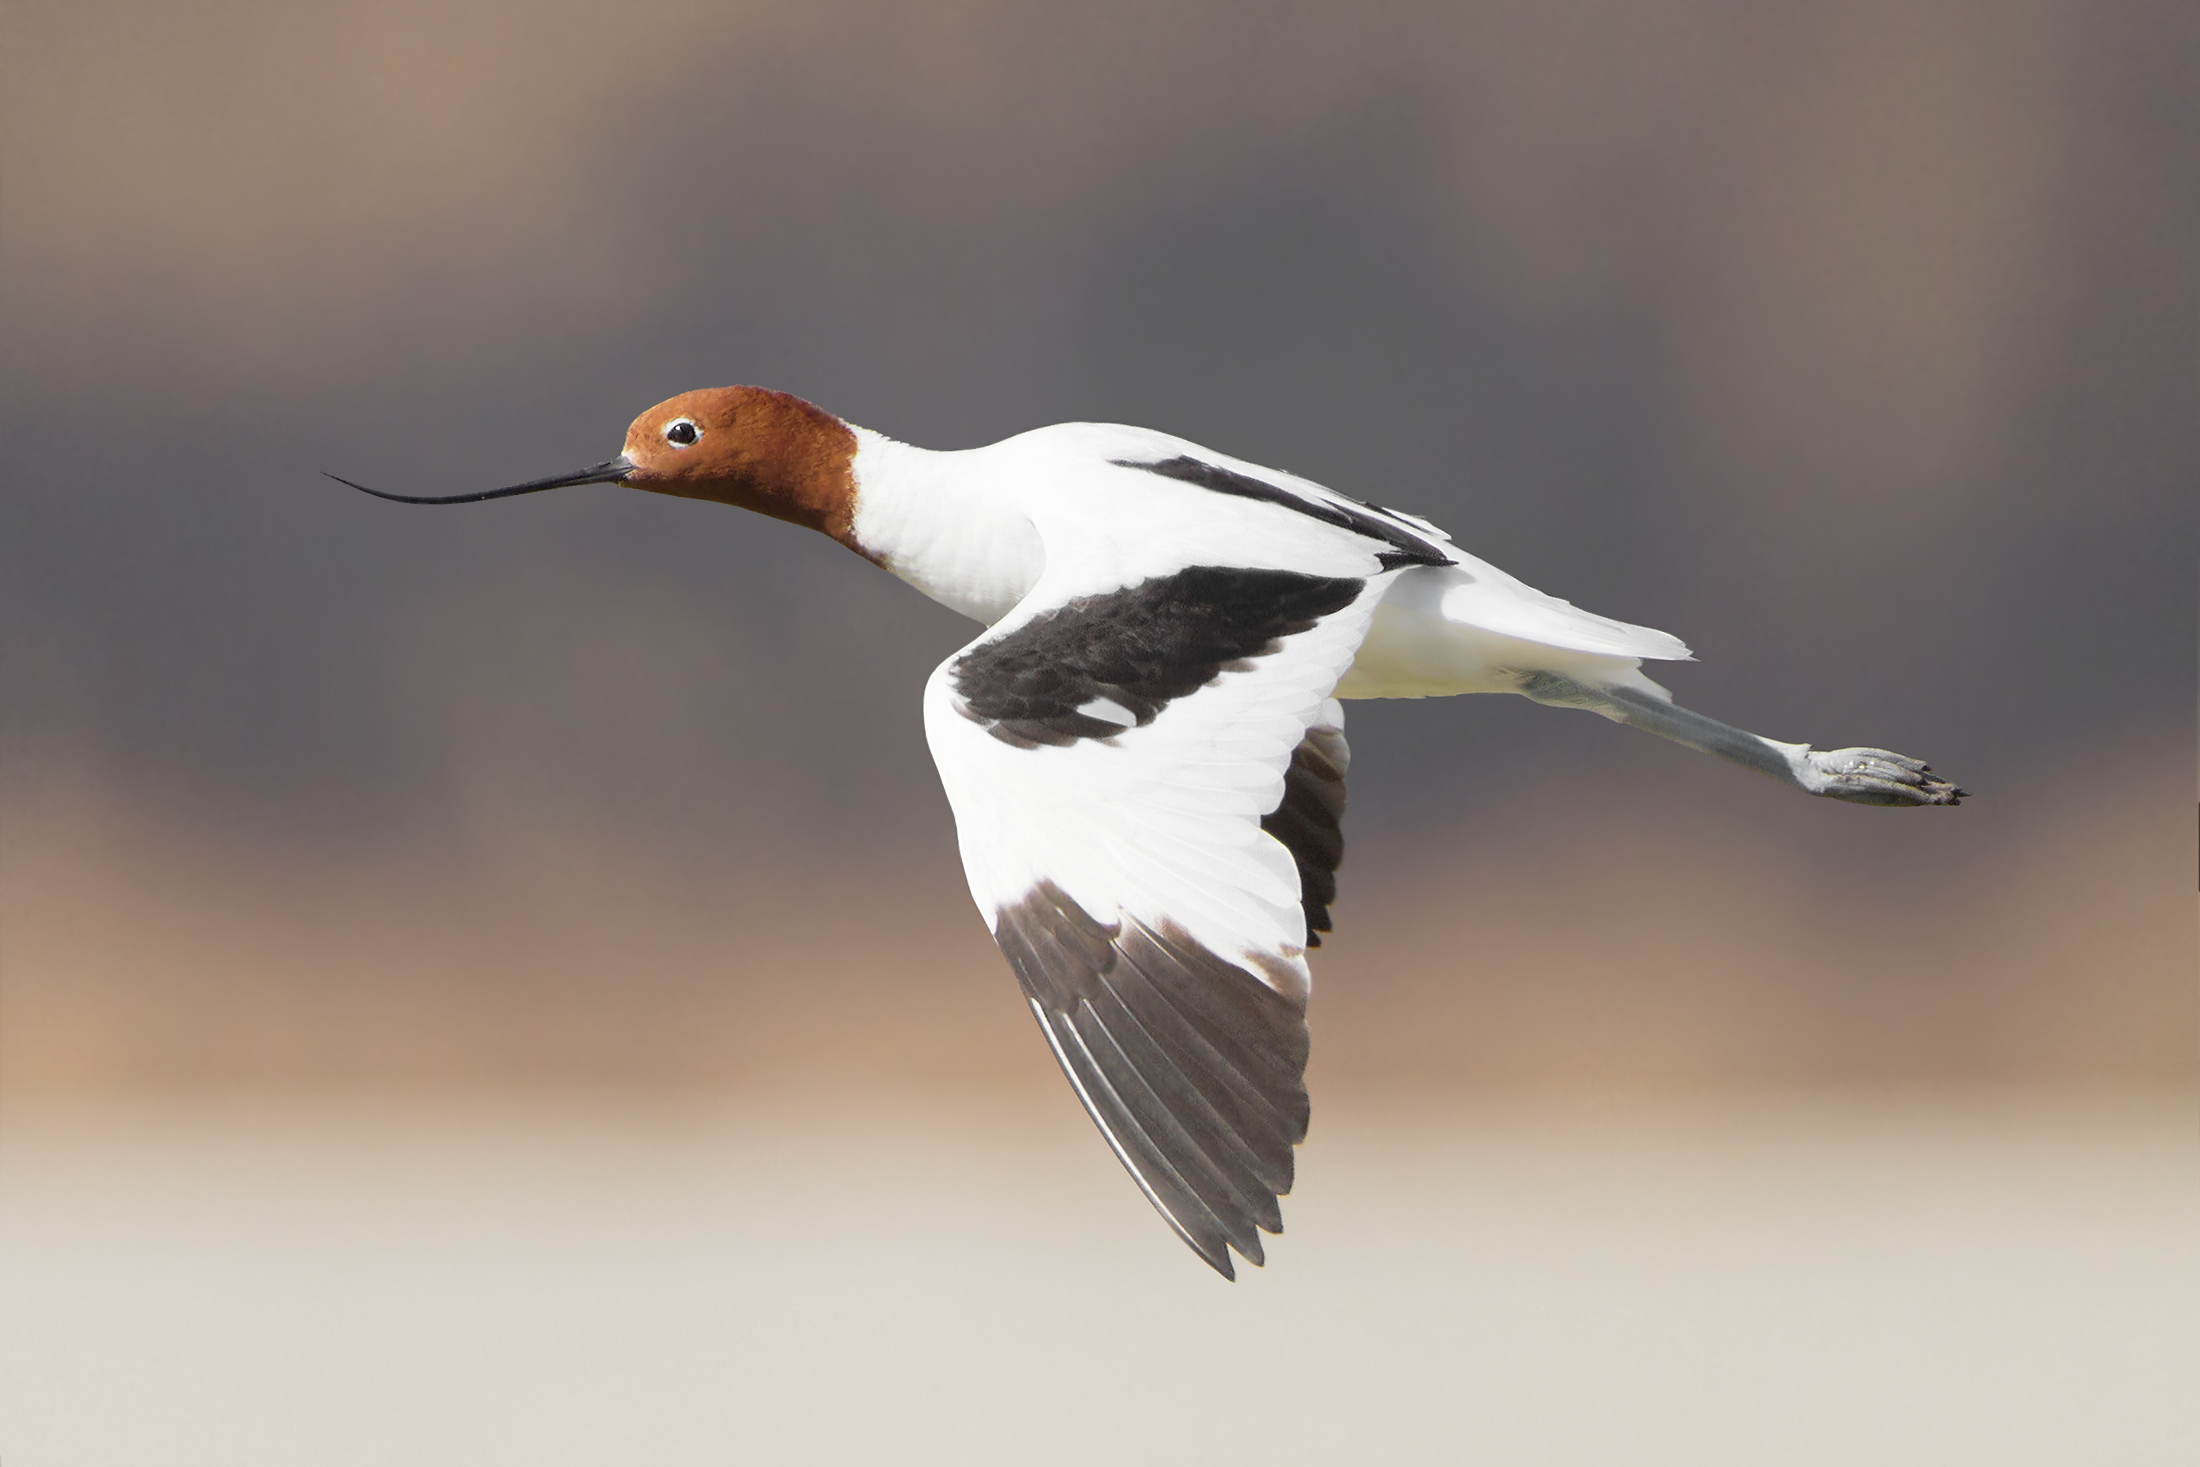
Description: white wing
923,561,1381,1277
1059,423,1686,666
1404,554,1693,662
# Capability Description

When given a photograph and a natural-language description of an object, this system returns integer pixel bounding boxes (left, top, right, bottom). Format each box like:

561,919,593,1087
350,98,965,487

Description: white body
849,422,1690,703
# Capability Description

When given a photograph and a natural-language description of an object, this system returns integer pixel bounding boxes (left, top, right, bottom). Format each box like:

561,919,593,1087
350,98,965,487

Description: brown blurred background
5,7,2195,1462
2,0,2192,1098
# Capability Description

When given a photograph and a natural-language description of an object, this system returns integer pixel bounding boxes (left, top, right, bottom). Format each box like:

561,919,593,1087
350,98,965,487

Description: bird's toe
1807,747,1965,806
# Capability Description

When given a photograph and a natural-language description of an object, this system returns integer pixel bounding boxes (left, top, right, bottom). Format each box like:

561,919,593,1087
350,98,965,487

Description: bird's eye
663,418,700,447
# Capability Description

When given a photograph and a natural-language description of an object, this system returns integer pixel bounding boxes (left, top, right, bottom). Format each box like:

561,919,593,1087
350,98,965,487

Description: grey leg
1519,673,1966,807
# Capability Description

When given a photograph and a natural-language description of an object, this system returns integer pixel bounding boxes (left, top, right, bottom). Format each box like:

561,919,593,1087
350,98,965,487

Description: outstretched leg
1519,673,1965,806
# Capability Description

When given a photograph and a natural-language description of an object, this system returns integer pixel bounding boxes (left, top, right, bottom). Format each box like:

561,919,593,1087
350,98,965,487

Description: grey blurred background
5,6,2196,1462
2,0,2192,1091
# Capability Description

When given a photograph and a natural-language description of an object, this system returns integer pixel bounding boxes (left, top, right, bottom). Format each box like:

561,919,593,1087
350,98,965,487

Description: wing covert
924,563,1376,1277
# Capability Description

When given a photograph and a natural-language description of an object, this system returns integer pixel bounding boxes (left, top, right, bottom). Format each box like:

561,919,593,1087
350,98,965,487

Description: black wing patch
1114,455,1453,571
1261,723,1349,946
994,880,1311,1279
952,565,1364,748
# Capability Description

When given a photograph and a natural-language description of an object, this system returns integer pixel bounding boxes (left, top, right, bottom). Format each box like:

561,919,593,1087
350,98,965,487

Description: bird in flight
336,385,1963,1278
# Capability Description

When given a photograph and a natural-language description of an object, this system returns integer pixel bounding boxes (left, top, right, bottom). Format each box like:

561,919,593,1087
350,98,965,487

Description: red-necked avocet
335,385,1963,1278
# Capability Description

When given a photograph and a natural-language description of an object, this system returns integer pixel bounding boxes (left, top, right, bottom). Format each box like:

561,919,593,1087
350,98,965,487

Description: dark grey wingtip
996,883,1309,1280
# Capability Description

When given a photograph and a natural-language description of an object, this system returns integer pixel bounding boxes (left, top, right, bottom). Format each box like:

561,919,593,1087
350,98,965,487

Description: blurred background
2,2,2192,1462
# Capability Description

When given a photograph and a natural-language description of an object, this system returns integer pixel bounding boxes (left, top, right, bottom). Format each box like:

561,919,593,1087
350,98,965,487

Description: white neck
846,428,1045,625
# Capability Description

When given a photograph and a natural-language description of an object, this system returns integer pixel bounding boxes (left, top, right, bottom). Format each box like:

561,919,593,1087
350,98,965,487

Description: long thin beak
326,456,632,505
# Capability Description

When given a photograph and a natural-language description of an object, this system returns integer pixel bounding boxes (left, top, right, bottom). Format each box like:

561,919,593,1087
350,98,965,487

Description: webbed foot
1801,748,1966,806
